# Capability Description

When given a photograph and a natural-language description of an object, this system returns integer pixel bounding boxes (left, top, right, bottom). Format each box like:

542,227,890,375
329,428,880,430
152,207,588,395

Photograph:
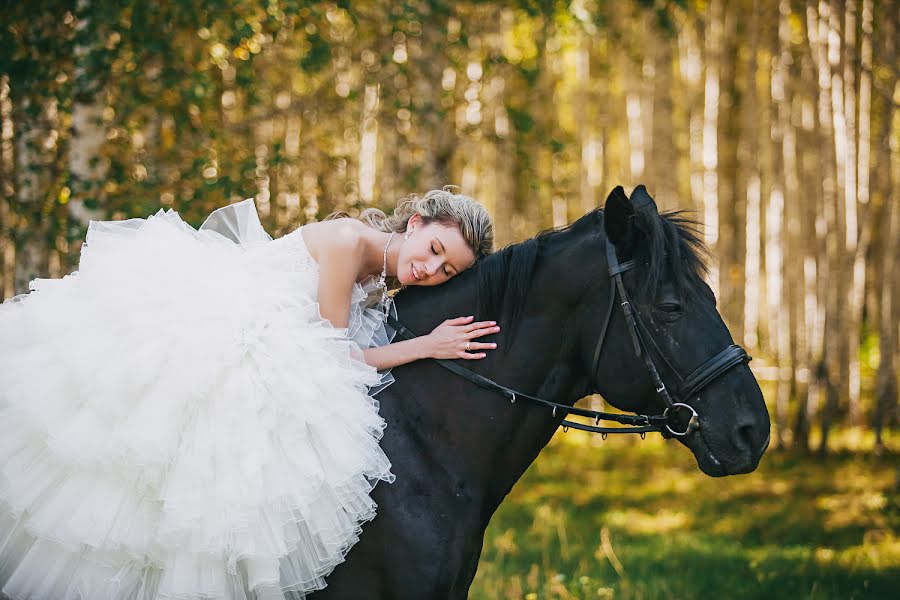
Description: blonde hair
327,187,494,259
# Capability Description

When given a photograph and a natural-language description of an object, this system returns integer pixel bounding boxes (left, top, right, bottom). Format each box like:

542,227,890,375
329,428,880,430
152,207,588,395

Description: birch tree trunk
873,124,898,452
873,6,899,453
12,93,56,294
740,0,760,356
768,0,796,447
0,75,13,299
716,2,742,334
840,0,866,426
700,0,722,296
649,25,676,208
808,0,842,453
779,0,806,447
69,0,107,233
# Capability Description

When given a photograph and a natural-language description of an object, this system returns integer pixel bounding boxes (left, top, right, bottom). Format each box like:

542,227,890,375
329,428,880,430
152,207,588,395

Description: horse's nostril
733,422,770,465
733,423,756,455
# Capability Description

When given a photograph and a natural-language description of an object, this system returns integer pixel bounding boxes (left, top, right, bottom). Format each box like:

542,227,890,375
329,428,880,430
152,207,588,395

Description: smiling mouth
412,265,422,281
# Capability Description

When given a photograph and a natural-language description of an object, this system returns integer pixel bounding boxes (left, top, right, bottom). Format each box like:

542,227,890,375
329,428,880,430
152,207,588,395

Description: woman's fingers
447,315,475,324
465,341,497,351
464,320,496,332
440,317,499,359
457,339,497,360
466,324,500,338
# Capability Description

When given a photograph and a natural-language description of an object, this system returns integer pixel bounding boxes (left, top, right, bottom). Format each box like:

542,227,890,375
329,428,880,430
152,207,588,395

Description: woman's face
396,214,477,286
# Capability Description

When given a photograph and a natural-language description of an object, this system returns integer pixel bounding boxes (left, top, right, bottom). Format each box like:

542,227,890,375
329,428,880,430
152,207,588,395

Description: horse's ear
630,185,659,218
603,186,636,252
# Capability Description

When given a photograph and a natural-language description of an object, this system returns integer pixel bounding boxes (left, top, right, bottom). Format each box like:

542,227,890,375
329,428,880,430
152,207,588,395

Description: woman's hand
423,316,500,360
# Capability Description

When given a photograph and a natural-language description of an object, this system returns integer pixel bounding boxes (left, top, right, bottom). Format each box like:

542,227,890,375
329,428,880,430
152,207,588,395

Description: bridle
386,239,751,438
588,241,751,437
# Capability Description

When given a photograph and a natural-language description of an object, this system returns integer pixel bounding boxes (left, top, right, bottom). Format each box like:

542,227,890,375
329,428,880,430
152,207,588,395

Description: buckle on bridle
663,402,699,437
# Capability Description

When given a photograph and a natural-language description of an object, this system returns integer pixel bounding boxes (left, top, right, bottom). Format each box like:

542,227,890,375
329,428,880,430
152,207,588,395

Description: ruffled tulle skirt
0,203,395,599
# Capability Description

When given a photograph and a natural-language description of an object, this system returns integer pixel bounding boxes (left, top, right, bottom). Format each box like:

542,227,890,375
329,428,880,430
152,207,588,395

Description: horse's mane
629,208,710,305
472,207,710,334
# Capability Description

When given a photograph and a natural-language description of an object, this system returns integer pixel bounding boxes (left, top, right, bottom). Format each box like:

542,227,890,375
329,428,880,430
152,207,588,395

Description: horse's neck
473,310,588,512
393,266,589,516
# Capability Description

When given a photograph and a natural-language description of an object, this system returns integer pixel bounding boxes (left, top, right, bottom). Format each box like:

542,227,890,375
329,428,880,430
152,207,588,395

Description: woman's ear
407,213,422,232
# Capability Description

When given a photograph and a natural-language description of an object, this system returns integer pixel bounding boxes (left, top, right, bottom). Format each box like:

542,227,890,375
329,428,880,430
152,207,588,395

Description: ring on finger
465,341,471,352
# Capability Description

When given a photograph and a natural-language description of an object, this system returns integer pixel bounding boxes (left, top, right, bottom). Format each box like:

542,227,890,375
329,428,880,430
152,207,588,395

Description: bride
0,188,495,599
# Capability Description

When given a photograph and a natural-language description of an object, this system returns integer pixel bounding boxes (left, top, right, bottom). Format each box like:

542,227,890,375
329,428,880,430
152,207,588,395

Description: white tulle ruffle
0,200,396,599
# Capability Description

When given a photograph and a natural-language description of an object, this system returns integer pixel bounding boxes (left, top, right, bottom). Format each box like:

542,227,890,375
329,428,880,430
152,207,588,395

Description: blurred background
1,0,898,597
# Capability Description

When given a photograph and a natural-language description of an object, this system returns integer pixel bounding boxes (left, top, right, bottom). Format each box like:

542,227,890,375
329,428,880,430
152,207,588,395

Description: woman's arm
313,224,363,329
363,316,500,370
361,337,430,371
309,222,499,369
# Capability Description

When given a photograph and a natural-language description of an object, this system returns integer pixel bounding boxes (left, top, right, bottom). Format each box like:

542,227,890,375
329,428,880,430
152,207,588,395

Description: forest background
1,0,899,597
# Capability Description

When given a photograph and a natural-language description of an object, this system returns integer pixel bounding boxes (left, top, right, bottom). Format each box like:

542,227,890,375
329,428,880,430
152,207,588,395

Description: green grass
470,431,900,599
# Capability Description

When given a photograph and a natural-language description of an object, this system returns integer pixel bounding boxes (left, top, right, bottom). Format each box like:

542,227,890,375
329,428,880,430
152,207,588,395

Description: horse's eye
659,302,682,313
655,302,683,322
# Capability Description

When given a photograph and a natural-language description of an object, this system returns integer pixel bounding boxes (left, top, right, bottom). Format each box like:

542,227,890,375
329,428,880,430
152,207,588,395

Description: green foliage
300,31,332,73
0,0,688,254
635,0,686,35
507,105,536,134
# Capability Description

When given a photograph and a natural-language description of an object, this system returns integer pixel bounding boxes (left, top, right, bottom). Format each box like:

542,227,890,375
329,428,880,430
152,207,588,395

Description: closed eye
655,301,684,322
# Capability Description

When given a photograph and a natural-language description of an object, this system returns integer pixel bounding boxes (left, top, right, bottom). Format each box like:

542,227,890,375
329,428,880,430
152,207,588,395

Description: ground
470,426,900,599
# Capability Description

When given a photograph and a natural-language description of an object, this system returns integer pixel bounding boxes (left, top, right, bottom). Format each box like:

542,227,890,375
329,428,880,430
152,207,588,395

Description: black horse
313,186,770,599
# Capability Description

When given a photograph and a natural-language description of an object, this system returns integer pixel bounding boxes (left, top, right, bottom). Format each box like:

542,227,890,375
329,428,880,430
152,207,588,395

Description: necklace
376,232,395,319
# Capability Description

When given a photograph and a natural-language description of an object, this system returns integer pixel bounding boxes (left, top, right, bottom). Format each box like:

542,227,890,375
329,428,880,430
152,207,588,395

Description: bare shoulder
300,219,365,264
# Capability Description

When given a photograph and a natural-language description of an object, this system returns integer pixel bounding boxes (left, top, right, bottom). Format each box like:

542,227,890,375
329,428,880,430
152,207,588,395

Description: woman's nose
428,256,444,275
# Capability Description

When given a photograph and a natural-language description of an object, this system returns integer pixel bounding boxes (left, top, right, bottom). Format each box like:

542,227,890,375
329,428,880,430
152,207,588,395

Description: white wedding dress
0,200,397,600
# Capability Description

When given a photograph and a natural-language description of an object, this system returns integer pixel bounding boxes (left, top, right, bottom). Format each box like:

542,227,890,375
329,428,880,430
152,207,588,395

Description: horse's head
583,186,770,476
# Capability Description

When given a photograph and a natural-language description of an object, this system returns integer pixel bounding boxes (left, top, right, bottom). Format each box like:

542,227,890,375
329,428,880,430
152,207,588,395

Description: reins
386,313,665,436
386,238,751,439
